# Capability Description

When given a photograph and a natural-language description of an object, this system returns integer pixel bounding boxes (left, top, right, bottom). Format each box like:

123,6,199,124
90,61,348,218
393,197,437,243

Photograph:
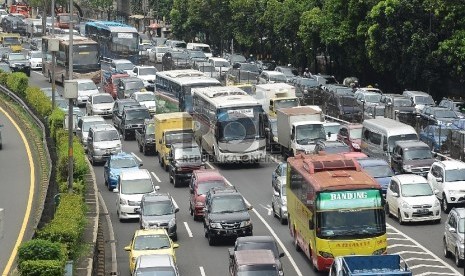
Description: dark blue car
103,152,142,190
356,158,394,196
419,124,458,152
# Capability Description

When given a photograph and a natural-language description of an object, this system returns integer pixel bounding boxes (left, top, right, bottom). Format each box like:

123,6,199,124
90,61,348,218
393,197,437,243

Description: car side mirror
279,252,285,258
392,192,399,197
228,248,234,258
264,127,270,132
113,188,119,193
449,227,456,233
175,207,180,213
247,205,253,210
124,246,131,251
173,243,179,248
434,189,439,194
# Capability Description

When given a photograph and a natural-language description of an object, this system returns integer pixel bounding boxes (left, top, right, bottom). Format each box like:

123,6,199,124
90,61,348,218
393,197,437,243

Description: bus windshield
217,106,263,141
111,32,138,52
3,37,19,45
73,44,99,65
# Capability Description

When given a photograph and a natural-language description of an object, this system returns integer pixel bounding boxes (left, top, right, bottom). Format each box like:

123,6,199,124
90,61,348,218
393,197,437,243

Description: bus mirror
309,219,314,230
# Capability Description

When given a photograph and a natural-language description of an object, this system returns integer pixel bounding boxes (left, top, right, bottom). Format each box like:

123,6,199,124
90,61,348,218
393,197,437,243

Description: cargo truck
276,106,325,156
154,112,194,171
254,83,299,117
329,255,412,275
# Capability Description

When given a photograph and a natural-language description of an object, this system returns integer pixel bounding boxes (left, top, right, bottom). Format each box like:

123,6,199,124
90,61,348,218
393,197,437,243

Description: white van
187,42,212,58
361,118,418,163
114,169,155,221
208,57,230,76
253,83,297,115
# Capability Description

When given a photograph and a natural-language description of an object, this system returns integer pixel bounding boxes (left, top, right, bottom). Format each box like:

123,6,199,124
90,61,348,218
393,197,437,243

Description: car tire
173,175,179,187
169,172,173,183
455,248,463,267
444,237,451,258
279,210,287,225
172,233,178,242
272,202,278,218
123,130,128,141
398,209,404,225
142,145,147,156
207,232,216,246
385,203,392,218
442,196,451,213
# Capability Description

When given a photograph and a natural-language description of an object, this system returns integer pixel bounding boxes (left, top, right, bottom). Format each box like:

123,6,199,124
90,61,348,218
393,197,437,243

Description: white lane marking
416,273,459,276
259,204,272,216
183,222,193,238
387,222,462,275
199,266,206,276
172,197,179,210
150,171,161,183
404,257,440,262
205,161,214,169
210,163,303,276
131,152,142,162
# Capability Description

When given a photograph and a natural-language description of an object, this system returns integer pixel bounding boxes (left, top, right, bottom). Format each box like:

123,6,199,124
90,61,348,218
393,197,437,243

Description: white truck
254,83,299,117
277,106,325,156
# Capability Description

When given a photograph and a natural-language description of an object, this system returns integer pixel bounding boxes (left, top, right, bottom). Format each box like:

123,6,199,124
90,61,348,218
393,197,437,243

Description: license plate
418,209,429,214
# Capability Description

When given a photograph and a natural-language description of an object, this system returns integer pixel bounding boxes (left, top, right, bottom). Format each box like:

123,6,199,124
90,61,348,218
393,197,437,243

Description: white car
27,50,42,70
148,46,169,63
131,66,157,90
76,115,105,150
74,79,99,106
86,93,114,117
427,160,465,213
131,91,156,115
385,174,441,224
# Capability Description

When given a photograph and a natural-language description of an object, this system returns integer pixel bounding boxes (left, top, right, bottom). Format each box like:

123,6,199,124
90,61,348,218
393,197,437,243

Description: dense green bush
19,260,64,276
55,129,89,183
48,108,65,141
25,86,52,118
0,71,9,85
37,194,86,259
7,72,28,97
18,239,66,264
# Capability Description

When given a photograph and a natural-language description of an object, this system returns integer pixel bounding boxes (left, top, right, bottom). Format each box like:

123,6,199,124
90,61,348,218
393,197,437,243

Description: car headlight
240,220,251,227
168,217,176,227
210,222,222,229
119,198,128,205
434,199,440,207
352,143,360,150
447,190,457,195
318,251,334,258
373,247,386,255
403,165,412,172
400,201,410,209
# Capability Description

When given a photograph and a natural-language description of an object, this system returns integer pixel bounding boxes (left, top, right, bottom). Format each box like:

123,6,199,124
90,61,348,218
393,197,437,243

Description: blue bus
84,21,139,64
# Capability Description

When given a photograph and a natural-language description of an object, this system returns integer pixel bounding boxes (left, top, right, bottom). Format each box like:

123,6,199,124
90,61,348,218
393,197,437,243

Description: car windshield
137,93,155,102
136,267,176,276
78,82,97,91
93,95,113,104
459,218,465,233
240,64,259,73
82,120,104,132
300,78,319,87
9,54,26,60
415,95,434,105
363,165,394,178
387,134,418,152
121,178,153,194
171,52,188,59
139,68,157,75
434,109,458,118
126,109,150,121
275,98,298,109
236,242,279,258
133,234,170,250
143,200,173,216
115,62,134,71
341,96,357,106
295,124,326,145
230,55,246,63
111,158,137,169
94,130,119,141
365,94,381,103
189,51,206,58
215,61,230,67
279,67,294,77
29,52,42,58
198,181,226,195
401,183,433,197
324,125,340,136
403,148,432,160
198,65,215,72
174,147,201,161
211,195,247,213
125,80,144,91
445,168,465,182
394,98,412,107
348,128,362,139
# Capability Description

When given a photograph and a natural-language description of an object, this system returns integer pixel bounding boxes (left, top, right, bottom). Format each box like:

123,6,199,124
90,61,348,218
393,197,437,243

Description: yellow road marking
0,106,35,276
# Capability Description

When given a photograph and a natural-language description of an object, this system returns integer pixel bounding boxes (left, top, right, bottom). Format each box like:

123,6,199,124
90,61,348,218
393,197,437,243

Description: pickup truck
330,255,412,276
135,120,155,155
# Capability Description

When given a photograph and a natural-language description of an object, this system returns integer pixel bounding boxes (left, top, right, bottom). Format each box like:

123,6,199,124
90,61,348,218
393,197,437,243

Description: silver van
87,124,122,165
361,118,418,163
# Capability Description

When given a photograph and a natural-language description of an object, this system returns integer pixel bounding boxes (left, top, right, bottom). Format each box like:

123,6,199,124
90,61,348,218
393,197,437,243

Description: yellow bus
286,154,387,271
0,33,21,52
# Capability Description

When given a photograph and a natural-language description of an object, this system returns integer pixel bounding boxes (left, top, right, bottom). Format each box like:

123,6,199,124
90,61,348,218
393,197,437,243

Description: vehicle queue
1,8,464,276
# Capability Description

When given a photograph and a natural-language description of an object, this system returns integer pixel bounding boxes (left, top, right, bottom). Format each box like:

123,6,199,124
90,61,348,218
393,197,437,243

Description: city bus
42,35,100,84
155,70,221,112
286,154,387,271
191,86,266,163
84,21,139,64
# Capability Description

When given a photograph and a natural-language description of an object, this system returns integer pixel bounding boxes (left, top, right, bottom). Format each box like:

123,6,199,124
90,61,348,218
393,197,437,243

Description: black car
324,91,362,123
1,14,26,34
2,52,30,76
111,98,140,129
116,77,145,99
162,50,191,70
118,106,151,140
203,186,253,245
167,142,204,187
293,77,322,104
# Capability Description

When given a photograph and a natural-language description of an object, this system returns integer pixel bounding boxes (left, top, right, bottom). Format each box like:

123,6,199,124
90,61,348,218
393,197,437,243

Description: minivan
361,118,418,163
87,124,122,165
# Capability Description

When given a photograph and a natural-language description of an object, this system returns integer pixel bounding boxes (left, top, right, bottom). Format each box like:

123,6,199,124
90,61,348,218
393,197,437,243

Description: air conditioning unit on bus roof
302,157,360,173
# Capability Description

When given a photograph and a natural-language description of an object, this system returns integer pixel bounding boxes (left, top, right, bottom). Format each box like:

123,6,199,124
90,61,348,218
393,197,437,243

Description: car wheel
272,202,278,218
385,203,392,218
173,175,179,187
142,145,147,156
172,233,178,242
169,171,173,183
455,248,463,267
444,237,451,258
442,196,451,213
207,232,216,246
279,210,287,225
398,209,404,225
189,203,193,216
0,143,2,150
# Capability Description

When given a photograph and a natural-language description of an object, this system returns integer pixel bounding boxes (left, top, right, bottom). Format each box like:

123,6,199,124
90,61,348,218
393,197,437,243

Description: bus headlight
373,247,386,255
318,251,334,258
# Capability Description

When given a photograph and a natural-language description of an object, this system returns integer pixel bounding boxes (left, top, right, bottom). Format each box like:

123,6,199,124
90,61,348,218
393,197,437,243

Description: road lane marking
210,163,303,276
199,266,206,276
0,106,35,276
131,152,142,162
183,222,193,238
259,204,272,216
205,161,214,169
150,171,161,183
172,197,179,210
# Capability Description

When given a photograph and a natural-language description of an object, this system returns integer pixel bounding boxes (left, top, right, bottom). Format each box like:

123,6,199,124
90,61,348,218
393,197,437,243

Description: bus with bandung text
84,21,139,64
42,34,100,84
155,69,221,112
286,153,387,271
192,86,266,163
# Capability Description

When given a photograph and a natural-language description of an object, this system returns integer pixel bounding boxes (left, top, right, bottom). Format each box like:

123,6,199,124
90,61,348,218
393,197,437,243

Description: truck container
330,255,412,275
254,83,299,117
276,106,325,156
154,112,194,170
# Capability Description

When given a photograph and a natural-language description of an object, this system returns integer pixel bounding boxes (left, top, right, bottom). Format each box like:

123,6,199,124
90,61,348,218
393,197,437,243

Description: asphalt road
0,108,34,274
25,59,464,276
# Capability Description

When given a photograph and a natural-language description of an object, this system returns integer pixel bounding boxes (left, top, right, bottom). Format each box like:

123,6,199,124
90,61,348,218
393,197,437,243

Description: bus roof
193,86,260,108
288,154,380,192
174,76,221,86
85,21,137,33
156,69,206,78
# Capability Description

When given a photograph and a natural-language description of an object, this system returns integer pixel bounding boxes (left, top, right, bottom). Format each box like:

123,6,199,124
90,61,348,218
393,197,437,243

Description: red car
337,123,363,152
188,169,228,220
102,71,129,99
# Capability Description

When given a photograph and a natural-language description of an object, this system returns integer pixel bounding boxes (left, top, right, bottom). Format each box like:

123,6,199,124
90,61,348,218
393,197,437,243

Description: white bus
155,69,222,112
192,86,266,163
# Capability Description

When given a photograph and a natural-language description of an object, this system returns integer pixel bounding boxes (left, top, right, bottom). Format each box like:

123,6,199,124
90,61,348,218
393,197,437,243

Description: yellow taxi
124,228,179,273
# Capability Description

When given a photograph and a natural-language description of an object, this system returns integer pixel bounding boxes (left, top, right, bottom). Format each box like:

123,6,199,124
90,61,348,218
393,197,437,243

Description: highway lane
26,66,464,276
0,107,35,275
